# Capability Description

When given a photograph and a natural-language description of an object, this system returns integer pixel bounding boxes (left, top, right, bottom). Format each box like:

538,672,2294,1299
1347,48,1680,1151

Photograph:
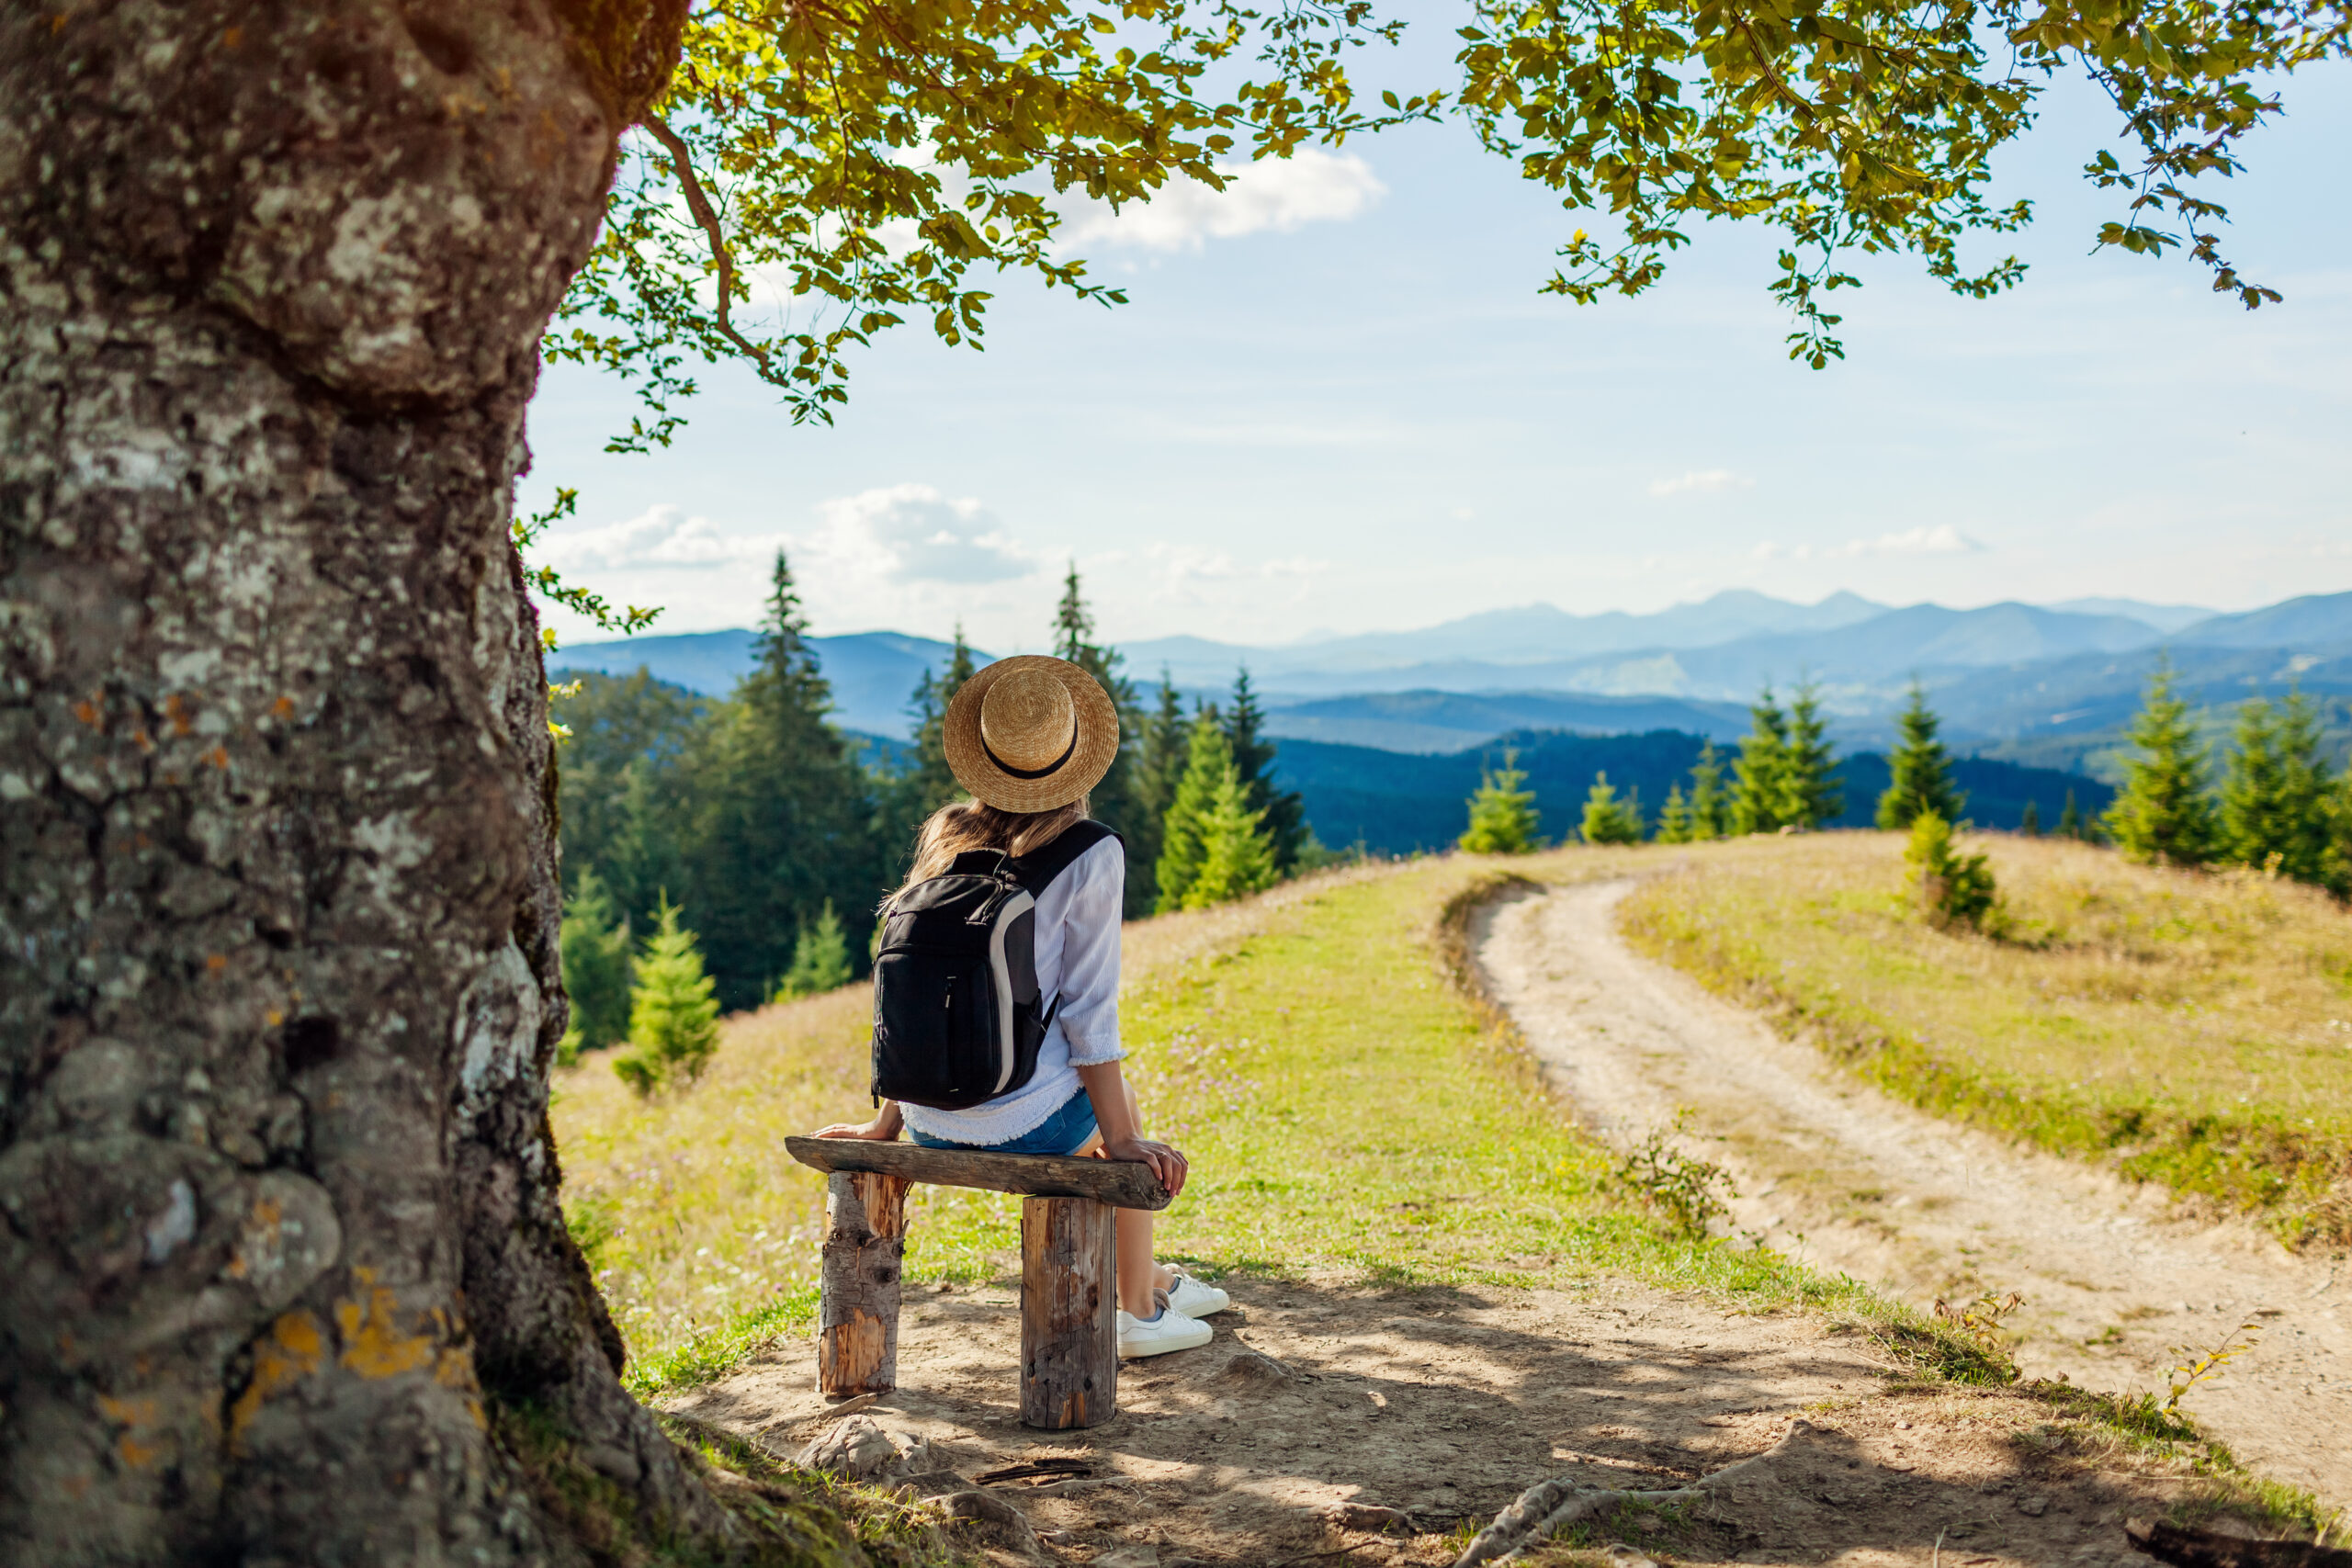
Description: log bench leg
818,1170,910,1397
1020,1196,1117,1429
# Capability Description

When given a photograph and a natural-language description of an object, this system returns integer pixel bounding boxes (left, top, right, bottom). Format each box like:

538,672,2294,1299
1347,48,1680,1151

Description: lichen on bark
0,2,774,1562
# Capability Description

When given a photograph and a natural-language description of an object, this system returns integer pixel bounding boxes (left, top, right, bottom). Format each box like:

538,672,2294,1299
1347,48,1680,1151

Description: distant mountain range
550,589,2352,770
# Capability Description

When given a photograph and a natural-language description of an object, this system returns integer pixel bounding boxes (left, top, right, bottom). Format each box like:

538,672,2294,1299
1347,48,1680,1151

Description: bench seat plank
786,1135,1171,1212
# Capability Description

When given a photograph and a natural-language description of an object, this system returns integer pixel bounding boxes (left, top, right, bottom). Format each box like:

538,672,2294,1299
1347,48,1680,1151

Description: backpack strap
1007,818,1123,895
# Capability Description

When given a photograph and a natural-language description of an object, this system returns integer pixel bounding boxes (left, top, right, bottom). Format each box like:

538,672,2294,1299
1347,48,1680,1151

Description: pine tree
2105,659,2218,866
680,551,885,1010
1876,681,1965,830
1656,784,1695,844
1155,710,1231,913
1905,811,1998,930
1125,671,1190,899
1135,671,1189,823
2221,692,2336,885
1183,762,1280,908
2058,789,2084,840
774,900,854,1000
905,624,977,812
1461,749,1542,854
2019,798,2041,837
1224,667,1306,872
614,897,723,1095
1687,741,1727,840
1052,564,1149,913
558,869,633,1061
552,669,707,924
1580,773,1645,844
1779,679,1843,829
1731,689,1789,834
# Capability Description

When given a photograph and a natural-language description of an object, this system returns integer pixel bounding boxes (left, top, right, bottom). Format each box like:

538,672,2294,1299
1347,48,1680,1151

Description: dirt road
1477,878,2352,1510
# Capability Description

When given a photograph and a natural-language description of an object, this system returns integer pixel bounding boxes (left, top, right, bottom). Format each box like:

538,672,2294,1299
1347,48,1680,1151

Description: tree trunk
0,3,737,1562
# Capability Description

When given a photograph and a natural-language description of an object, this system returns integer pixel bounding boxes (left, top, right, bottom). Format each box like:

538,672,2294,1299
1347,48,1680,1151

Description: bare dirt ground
1477,879,2352,1511
652,870,2290,1565
670,1271,2219,1567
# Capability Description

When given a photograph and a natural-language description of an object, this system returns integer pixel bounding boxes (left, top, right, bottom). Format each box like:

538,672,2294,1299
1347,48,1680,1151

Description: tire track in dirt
1477,878,2352,1509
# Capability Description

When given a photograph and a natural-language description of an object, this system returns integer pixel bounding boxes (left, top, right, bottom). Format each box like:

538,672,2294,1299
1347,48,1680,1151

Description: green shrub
1183,763,1279,908
1460,749,1542,854
1905,811,1997,930
559,869,633,1059
773,900,853,1000
1579,772,1645,845
615,897,722,1095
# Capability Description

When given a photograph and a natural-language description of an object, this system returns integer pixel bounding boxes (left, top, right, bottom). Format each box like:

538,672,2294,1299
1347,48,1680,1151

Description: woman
815,654,1228,1357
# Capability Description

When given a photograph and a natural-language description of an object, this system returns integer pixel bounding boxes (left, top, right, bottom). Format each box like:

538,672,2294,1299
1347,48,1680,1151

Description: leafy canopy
543,0,2346,470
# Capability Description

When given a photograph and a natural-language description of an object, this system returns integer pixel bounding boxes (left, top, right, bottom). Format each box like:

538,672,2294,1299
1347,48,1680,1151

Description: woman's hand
812,1120,896,1140
1102,1134,1187,1198
813,1105,901,1141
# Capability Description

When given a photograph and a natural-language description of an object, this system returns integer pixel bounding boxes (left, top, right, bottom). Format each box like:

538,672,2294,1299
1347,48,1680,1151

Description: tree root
1452,1419,1815,1567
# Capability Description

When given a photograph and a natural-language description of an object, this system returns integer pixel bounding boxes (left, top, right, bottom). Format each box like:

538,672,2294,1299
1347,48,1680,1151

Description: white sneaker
1117,1305,1213,1358
1162,1268,1231,1318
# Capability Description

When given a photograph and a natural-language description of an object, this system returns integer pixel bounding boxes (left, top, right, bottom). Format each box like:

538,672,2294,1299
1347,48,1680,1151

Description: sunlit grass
1617,832,2352,1243
549,862,1407,1390
553,852,1956,1394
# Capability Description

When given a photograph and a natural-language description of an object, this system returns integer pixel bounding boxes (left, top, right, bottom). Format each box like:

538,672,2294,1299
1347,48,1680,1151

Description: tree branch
639,114,783,381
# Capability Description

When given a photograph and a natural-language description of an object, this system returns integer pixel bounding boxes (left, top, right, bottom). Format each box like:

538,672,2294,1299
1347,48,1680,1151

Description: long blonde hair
898,795,1091,896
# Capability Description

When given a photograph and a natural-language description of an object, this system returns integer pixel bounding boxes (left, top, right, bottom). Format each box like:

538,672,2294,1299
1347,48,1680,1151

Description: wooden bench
785,1136,1173,1430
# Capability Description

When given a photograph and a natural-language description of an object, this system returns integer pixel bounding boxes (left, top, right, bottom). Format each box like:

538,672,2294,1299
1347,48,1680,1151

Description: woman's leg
1084,1080,1177,1316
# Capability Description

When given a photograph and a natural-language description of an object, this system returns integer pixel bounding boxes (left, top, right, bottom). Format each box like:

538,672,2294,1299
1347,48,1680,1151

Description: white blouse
898,834,1126,1146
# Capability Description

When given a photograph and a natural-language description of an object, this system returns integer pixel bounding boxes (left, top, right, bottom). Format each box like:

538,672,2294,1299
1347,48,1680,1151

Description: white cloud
1649,469,1755,498
808,483,1032,584
1749,524,1984,563
1134,543,1330,609
1826,525,1985,558
537,504,782,571
1064,151,1385,253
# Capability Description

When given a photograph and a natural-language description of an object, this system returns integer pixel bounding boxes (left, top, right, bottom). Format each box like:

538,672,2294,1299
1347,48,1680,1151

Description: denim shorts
910,1090,1099,1156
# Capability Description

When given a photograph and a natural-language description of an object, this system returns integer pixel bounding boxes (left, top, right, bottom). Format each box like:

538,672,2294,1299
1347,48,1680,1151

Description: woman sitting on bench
814,655,1229,1357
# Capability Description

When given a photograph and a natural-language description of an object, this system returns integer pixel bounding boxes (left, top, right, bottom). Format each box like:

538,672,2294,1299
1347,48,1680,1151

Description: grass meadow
553,852,1919,1395
1618,831,2352,1244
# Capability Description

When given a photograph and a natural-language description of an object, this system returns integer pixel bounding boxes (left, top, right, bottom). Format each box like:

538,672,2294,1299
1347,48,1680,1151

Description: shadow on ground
665,1271,2207,1566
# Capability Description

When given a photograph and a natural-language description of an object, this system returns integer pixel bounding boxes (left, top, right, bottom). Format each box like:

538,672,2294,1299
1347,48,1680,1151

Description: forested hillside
1273,729,2111,853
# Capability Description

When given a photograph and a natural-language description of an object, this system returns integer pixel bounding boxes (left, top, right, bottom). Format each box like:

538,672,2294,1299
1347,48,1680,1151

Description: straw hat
942,655,1121,813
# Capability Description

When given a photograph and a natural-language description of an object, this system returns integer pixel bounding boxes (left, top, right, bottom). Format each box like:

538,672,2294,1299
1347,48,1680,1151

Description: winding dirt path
1477,878,2352,1509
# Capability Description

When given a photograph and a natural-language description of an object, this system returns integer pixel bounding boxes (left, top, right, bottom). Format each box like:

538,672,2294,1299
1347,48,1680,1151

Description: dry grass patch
1617,832,2352,1243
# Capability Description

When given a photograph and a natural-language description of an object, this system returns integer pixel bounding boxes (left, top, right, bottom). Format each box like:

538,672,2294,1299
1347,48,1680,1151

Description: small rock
898,1469,971,1497
1894,1420,1913,1430
1327,1501,1411,1532
794,1415,899,1481
1218,1350,1296,1385
887,1433,939,1478
1093,1548,1160,1568
1605,1544,1660,1568
943,1489,1044,1555
2018,1496,2050,1517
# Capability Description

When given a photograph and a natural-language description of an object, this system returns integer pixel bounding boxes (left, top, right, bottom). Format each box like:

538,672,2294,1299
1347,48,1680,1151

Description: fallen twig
2125,1519,2352,1568
1452,1420,1814,1567
975,1459,1092,1485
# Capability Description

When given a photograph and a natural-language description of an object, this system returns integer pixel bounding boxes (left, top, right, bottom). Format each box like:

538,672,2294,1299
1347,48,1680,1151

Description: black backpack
870,819,1122,1111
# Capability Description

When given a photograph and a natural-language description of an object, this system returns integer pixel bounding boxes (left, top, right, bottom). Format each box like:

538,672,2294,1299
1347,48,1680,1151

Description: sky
521,35,2352,657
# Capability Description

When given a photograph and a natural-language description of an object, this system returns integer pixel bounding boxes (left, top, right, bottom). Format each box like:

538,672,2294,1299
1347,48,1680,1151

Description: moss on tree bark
0,3,829,1562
